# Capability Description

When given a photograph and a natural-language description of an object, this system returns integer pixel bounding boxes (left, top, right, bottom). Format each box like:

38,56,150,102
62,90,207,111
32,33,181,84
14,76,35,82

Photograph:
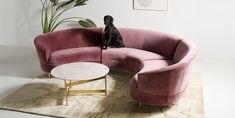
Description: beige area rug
0,70,204,118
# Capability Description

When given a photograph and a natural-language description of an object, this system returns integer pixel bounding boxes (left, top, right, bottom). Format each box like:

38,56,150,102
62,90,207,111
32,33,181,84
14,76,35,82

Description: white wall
0,0,235,58
0,0,42,47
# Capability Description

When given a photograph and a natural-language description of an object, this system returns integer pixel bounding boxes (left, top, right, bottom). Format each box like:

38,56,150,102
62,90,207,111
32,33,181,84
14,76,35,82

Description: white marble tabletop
51,62,109,81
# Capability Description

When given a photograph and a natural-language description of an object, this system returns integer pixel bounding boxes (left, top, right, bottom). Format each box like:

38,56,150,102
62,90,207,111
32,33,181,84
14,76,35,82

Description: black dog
102,15,125,49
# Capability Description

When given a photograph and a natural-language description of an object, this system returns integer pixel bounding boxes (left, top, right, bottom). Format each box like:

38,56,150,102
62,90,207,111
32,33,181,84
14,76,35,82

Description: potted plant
40,0,96,33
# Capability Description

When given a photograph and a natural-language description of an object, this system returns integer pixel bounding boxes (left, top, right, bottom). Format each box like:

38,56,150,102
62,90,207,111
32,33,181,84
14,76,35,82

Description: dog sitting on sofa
102,15,125,49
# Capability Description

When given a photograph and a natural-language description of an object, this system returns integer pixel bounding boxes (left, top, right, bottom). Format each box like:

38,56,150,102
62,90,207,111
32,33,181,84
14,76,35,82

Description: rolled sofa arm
34,35,52,63
136,38,198,97
137,62,191,96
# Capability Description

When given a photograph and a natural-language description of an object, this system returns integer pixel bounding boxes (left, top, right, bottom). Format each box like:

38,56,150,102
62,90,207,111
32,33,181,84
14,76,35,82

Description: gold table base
63,76,107,105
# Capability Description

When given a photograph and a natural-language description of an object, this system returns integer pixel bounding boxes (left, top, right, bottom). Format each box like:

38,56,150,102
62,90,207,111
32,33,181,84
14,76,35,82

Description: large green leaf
74,0,87,6
56,0,74,10
85,19,96,27
78,19,96,27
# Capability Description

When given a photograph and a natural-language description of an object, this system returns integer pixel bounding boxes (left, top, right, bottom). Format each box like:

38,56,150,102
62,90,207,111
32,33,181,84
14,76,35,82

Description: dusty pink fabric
140,60,174,73
34,28,102,62
102,47,167,61
50,47,101,66
34,27,197,106
124,48,168,61
119,29,180,59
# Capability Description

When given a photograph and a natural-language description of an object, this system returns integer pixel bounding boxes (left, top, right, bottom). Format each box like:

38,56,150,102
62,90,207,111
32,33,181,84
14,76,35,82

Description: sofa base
130,78,187,106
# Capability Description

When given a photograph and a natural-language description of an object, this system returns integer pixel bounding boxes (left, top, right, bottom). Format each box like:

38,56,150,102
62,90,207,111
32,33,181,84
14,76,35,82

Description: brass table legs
63,75,107,105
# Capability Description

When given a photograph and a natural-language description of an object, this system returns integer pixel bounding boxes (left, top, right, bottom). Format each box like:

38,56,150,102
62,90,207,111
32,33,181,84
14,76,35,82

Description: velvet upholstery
50,47,101,66
34,27,197,106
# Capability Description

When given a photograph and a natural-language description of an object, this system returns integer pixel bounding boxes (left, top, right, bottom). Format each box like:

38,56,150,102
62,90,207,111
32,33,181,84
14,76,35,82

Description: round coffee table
51,62,109,105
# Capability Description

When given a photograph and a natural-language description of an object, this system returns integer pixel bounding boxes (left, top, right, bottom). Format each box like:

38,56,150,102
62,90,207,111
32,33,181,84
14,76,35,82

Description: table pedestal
63,75,107,105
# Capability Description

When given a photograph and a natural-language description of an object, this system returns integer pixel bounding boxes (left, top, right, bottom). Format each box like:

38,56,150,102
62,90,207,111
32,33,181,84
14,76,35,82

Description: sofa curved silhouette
34,28,197,106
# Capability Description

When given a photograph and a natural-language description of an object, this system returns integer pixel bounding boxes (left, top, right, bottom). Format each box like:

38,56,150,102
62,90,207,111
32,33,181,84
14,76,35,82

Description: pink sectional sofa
34,28,197,106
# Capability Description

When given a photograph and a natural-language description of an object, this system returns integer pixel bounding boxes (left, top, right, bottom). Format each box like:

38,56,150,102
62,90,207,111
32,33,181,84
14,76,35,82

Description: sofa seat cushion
102,48,127,60
139,60,174,73
124,48,168,61
103,48,167,61
50,47,101,66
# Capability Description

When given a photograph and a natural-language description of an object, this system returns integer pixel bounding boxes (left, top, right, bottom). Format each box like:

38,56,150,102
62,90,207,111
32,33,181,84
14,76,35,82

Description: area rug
0,70,204,118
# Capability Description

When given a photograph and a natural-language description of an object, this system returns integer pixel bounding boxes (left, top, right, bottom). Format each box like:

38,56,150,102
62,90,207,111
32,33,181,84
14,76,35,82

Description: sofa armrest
137,62,190,96
138,61,187,75
34,35,52,62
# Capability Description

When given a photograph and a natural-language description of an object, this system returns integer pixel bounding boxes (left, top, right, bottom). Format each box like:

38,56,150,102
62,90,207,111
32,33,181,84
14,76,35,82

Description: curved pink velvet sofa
34,27,197,106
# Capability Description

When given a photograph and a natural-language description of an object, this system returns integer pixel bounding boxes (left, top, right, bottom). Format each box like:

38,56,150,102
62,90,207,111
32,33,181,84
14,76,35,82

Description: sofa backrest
119,28,180,59
36,27,187,60
41,28,102,52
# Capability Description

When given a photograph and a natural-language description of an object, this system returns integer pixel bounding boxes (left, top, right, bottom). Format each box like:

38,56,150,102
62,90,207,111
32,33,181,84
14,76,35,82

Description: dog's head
104,15,113,26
